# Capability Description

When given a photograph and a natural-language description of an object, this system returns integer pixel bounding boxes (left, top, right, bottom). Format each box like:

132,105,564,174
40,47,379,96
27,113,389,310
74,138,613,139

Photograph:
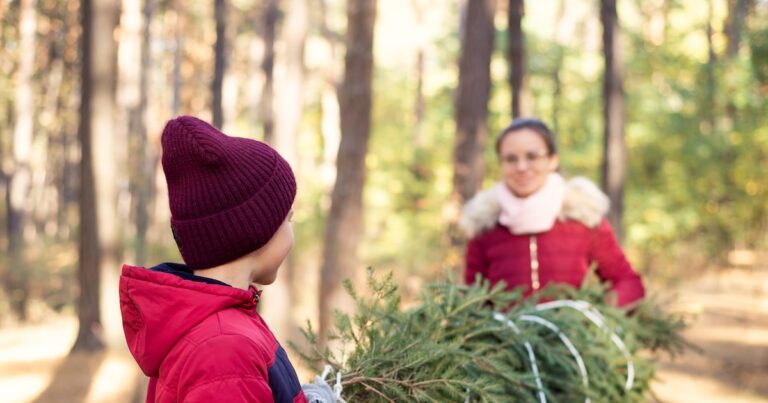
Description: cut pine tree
291,270,686,402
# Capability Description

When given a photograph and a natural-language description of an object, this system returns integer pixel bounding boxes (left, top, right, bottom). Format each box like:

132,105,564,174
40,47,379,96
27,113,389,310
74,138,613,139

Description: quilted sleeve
465,236,489,285
589,219,645,307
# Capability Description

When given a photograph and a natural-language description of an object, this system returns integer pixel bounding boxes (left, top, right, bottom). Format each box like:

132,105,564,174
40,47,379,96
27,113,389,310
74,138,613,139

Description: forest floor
2,266,767,403
651,266,768,402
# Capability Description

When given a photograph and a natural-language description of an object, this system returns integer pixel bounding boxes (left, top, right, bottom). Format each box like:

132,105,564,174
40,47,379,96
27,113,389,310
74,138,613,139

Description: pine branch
291,270,687,402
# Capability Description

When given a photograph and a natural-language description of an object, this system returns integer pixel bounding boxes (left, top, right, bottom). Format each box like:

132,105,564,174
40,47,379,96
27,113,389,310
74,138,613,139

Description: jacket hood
459,176,610,238
119,264,258,377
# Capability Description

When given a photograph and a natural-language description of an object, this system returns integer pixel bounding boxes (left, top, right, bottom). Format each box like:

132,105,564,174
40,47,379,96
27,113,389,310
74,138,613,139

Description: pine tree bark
454,0,495,205
42,23,66,241
600,0,626,242
260,0,278,144
507,0,525,118
7,0,37,321
212,0,227,128
262,0,308,342
73,0,119,352
319,0,377,345
124,0,153,266
172,0,186,116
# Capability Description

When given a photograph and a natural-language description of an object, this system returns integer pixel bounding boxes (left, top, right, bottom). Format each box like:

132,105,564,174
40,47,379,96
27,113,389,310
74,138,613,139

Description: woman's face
498,128,559,197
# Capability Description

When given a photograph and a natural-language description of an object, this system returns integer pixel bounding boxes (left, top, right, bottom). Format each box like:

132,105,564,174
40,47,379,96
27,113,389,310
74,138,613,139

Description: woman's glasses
501,151,550,167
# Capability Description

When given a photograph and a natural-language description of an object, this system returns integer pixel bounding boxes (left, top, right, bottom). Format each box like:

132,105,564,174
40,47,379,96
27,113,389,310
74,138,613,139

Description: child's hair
161,116,296,270
495,117,558,156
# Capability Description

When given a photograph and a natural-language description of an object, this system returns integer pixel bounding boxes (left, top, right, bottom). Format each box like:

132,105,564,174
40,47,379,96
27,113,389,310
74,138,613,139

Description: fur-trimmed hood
459,176,610,238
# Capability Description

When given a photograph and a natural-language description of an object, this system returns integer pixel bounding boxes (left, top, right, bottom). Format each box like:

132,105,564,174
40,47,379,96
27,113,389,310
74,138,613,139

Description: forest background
0,0,767,398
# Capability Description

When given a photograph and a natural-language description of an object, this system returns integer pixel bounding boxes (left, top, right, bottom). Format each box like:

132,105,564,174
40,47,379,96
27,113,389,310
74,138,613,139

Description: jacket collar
459,176,609,238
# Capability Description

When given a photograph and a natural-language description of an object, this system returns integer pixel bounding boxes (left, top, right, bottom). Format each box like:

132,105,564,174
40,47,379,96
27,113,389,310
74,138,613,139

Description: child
120,116,308,402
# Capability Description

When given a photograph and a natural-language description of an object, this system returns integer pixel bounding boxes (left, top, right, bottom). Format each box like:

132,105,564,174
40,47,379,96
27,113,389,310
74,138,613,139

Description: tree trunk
552,0,574,135
43,35,66,241
123,0,153,266
454,0,495,205
725,0,750,58
412,0,426,149
172,0,185,116
58,4,82,242
6,0,37,321
599,0,626,242
319,0,377,345
706,0,717,130
318,0,341,191
507,0,525,118
274,0,307,165
260,0,278,144
212,0,227,128
73,0,119,352
262,0,308,342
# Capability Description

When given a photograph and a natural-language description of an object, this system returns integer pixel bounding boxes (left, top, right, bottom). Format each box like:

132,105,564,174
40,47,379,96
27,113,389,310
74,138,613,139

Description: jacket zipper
529,235,540,291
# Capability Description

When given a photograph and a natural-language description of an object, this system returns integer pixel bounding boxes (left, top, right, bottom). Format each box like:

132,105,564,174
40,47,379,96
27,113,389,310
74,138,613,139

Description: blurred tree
263,0,308,342
317,0,342,192
319,0,377,345
412,0,426,148
212,0,227,128
551,0,576,135
260,0,278,143
73,0,119,352
274,0,307,166
725,0,751,58
409,0,430,207
6,0,37,321
39,0,73,243
599,0,626,242
507,0,525,118
172,0,186,116
706,0,717,129
122,0,154,266
453,0,495,206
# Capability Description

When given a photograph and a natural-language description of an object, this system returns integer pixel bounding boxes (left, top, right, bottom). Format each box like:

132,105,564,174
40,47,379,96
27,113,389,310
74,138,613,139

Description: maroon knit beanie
161,116,296,270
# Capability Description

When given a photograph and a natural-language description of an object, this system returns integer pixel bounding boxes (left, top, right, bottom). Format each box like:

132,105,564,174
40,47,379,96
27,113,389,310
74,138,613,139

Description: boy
120,116,308,402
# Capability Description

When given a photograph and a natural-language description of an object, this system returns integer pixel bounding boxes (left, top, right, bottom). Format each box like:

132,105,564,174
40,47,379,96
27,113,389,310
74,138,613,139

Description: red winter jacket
461,178,644,307
119,263,308,403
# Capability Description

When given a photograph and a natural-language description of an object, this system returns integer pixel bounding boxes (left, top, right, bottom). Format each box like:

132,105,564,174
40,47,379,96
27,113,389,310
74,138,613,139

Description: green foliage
614,2,768,273
291,271,687,402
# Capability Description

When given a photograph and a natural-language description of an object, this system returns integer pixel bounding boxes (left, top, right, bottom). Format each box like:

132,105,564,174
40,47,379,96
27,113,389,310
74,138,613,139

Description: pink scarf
495,173,566,234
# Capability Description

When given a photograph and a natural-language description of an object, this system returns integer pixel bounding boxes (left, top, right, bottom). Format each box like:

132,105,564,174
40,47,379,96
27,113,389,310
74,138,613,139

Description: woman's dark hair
495,117,557,156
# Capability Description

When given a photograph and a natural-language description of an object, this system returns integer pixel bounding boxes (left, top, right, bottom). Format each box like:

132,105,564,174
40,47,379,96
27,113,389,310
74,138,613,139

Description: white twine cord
533,300,634,391
321,364,333,379
334,369,344,400
494,312,547,403
518,314,590,403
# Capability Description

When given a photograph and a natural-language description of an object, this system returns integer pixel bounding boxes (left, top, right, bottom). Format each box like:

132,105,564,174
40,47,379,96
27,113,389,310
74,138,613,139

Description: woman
460,118,644,307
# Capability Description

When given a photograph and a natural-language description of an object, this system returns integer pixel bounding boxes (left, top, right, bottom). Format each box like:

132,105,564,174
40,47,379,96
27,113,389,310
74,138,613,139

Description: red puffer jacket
119,263,308,403
461,177,644,307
